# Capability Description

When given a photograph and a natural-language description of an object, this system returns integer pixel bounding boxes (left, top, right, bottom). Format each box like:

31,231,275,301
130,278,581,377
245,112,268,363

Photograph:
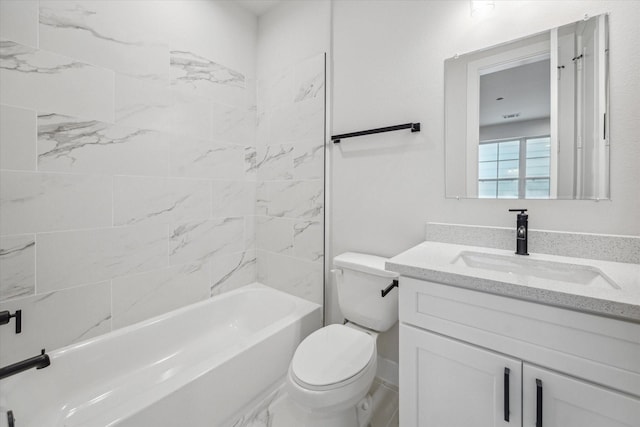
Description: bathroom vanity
388,241,640,427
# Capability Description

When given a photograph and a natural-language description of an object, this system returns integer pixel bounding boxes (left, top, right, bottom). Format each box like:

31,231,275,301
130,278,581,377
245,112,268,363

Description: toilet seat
291,324,376,391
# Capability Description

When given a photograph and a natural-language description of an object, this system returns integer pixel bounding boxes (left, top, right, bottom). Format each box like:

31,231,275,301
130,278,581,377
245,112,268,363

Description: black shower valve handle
0,309,22,334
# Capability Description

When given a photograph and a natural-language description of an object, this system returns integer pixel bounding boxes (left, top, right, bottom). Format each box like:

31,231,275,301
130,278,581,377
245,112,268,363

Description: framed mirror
445,14,609,200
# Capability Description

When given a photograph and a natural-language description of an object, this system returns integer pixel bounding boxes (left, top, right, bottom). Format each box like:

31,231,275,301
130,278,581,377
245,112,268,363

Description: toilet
286,252,399,427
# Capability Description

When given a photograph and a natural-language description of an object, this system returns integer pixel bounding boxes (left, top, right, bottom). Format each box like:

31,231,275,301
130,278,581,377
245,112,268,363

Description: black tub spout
0,349,50,381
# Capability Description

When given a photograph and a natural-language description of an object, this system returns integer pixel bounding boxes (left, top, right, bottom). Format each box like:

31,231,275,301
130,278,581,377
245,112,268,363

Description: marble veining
72,314,111,343
266,180,324,220
294,69,324,103
113,177,210,226
257,145,294,180
0,281,111,366
36,224,168,293
210,251,257,296
169,217,244,265
170,138,245,179
0,235,36,301
171,50,244,89
294,221,323,262
1,40,86,74
1,40,114,122
40,3,140,47
231,385,284,427
39,113,145,163
0,171,112,235
38,1,169,81
293,53,325,103
112,263,210,328
245,146,258,177
115,74,212,141
258,216,294,255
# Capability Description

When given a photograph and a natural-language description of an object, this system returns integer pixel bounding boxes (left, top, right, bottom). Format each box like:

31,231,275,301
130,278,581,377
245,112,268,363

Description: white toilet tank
334,252,399,332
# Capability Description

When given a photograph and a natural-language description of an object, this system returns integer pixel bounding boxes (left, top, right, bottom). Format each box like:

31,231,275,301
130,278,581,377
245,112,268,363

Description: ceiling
479,59,551,127
235,0,283,16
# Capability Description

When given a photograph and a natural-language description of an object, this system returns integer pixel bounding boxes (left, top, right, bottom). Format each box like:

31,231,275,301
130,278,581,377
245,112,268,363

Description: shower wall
255,53,325,305
0,0,258,366
255,0,330,307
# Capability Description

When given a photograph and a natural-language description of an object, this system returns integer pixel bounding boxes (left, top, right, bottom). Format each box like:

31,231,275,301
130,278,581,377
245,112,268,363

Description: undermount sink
451,251,621,289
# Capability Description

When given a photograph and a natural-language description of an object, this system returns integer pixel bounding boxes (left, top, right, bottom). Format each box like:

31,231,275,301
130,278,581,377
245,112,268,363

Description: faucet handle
508,208,528,213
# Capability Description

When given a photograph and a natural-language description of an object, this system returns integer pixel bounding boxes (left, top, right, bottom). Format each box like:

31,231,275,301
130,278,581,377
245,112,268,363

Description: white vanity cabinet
399,277,640,427
401,324,523,426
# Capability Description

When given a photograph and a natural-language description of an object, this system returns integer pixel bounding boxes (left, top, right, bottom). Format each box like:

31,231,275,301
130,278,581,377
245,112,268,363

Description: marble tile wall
0,0,260,366
255,53,325,306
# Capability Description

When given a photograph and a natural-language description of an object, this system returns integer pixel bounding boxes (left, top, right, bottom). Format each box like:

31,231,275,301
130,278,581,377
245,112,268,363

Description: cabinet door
523,364,640,427
400,324,522,427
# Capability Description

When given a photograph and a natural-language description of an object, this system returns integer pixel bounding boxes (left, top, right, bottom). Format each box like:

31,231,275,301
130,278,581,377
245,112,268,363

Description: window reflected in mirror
478,136,551,199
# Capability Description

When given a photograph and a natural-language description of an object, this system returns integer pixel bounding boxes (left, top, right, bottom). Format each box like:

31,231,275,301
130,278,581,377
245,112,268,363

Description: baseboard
376,356,399,387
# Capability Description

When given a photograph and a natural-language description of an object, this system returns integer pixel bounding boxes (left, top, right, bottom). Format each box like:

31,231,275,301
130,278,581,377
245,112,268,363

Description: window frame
478,134,551,199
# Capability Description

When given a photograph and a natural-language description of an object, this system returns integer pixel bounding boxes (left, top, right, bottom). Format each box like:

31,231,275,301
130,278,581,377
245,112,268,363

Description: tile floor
231,378,399,427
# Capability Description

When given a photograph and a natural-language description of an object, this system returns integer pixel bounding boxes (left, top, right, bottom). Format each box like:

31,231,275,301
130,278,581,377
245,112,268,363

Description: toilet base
291,395,373,427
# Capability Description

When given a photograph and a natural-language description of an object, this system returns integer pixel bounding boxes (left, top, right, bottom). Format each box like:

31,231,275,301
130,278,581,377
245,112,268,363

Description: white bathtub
0,284,321,427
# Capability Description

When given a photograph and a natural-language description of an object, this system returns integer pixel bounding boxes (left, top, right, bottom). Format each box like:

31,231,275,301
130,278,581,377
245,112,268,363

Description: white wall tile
39,0,169,80
245,146,258,180
0,104,36,171
157,0,256,85
244,215,256,250
257,216,293,255
264,180,323,220
36,224,168,293
170,49,246,106
0,171,112,235
210,250,257,296
293,220,323,263
255,182,268,216
113,176,211,226
0,234,35,301
293,142,324,180
261,251,322,304
0,0,38,48
115,74,212,140
257,68,294,113
257,144,294,180
169,217,244,266
293,53,325,103
0,41,114,122
38,113,170,176
0,281,111,366
267,96,324,144
169,138,245,180
211,102,255,144
212,180,256,218
112,262,210,329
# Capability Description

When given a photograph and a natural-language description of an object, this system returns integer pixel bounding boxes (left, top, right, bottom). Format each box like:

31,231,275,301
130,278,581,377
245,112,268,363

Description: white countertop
386,241,640,322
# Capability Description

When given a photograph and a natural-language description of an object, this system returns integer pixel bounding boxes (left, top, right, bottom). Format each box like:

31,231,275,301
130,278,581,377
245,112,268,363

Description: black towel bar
332,122,420,143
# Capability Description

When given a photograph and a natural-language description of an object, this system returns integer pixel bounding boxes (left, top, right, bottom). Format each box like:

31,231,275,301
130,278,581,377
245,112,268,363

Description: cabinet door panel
523,364,640,427
400,324,522,427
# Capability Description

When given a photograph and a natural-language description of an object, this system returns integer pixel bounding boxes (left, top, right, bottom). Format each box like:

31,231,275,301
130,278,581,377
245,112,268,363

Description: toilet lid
291,324,375,387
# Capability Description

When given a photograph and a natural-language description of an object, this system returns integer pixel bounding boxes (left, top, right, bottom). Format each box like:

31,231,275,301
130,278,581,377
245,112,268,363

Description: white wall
331,0,640,363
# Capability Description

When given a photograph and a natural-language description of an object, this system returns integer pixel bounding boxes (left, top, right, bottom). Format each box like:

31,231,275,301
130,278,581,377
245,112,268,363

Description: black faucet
509,209,529,255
